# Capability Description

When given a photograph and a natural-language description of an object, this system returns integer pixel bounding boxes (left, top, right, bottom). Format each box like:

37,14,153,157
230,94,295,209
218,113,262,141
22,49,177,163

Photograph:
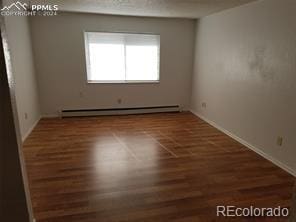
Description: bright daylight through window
84,32,160,83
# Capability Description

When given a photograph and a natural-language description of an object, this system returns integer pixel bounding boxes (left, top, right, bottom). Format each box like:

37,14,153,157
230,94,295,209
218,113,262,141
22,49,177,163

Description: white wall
4,8,41,141
191,0,296,175
30,13,196,116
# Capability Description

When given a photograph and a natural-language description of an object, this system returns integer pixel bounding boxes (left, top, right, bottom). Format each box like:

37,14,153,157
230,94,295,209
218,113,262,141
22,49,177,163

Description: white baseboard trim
190,109,296,177
22,116,41,142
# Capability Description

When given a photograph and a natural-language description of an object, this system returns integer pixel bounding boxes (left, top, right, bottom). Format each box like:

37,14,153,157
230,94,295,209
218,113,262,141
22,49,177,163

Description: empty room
1,0,296,221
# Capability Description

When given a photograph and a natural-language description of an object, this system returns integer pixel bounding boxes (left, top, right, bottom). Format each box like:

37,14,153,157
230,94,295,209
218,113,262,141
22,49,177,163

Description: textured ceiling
39,0,258,18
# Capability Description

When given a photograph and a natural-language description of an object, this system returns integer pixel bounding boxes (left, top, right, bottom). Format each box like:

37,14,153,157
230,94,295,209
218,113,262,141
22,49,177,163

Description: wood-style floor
23,112,294,222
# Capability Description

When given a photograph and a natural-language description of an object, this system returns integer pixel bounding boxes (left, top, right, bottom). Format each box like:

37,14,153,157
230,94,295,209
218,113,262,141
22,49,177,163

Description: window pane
126,45,159,81
85,32,160,82
88,43,125,81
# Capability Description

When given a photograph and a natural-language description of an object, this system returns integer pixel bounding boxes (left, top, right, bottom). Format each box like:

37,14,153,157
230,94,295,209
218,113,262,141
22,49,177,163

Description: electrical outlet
277,136,283,146
117,98,122,104
202,102,207,108
79,92,84,98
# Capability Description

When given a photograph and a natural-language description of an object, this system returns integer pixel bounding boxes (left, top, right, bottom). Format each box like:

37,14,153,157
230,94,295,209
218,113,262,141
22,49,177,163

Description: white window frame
84,31,160,84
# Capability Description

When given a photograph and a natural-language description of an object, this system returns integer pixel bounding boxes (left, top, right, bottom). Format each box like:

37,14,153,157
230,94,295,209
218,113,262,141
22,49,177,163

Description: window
84,32,160,83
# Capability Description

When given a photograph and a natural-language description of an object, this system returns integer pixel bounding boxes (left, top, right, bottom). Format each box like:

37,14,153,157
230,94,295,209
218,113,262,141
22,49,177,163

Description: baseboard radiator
61,105,180,117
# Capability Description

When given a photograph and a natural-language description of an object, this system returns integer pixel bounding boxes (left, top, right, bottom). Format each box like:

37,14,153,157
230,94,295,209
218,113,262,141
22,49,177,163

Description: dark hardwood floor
23,112,294,222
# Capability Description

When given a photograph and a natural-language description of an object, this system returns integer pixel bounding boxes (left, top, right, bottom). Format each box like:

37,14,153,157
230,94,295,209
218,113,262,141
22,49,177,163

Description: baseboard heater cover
61,105,180,117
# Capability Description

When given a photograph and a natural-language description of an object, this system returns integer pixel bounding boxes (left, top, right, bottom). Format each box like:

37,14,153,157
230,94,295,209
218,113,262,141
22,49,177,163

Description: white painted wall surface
4,5,41,141
191,0,296,174
30,13,196,116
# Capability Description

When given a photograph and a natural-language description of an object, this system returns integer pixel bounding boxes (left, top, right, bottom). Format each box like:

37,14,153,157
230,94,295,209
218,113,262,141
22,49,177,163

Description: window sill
87,80,160,84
